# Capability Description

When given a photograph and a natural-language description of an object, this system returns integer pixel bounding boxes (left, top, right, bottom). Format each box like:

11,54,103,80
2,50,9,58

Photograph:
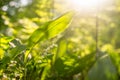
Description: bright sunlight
0,0,119,80
65,0,113,12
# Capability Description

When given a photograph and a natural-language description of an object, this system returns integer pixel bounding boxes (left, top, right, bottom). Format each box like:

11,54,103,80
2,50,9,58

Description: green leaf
85,53,118,80
52,40,67,65
28,12,74,48
41,63,51,80
0,39,26,69
53,53,95,77
9,39,26,58
57,40,67,58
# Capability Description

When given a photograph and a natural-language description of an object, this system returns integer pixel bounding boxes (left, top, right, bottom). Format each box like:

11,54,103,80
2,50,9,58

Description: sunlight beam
65,0,113,13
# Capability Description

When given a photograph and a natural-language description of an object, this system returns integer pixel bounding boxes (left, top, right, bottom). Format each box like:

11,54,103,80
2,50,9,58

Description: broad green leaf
57,40,67,58
109,51,120,76
28,12,74,48
85,53,118,80
52,40,67,65
101,44,120,76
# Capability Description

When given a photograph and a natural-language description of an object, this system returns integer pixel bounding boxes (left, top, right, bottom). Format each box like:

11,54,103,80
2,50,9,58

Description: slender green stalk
95,13,99,59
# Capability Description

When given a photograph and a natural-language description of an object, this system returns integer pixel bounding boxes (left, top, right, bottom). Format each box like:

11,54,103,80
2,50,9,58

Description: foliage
0,0,120,80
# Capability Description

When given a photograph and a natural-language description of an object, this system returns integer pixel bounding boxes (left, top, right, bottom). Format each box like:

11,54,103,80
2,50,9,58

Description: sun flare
65,0,113,12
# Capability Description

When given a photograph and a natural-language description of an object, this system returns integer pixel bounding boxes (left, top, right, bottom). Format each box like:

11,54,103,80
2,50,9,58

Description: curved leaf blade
28,12,74,48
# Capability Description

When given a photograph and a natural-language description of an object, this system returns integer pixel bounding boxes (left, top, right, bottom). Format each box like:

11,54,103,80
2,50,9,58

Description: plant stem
95,13,99,59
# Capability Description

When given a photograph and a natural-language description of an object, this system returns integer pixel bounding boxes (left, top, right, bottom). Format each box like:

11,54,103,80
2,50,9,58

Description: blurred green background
0,0,120,80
